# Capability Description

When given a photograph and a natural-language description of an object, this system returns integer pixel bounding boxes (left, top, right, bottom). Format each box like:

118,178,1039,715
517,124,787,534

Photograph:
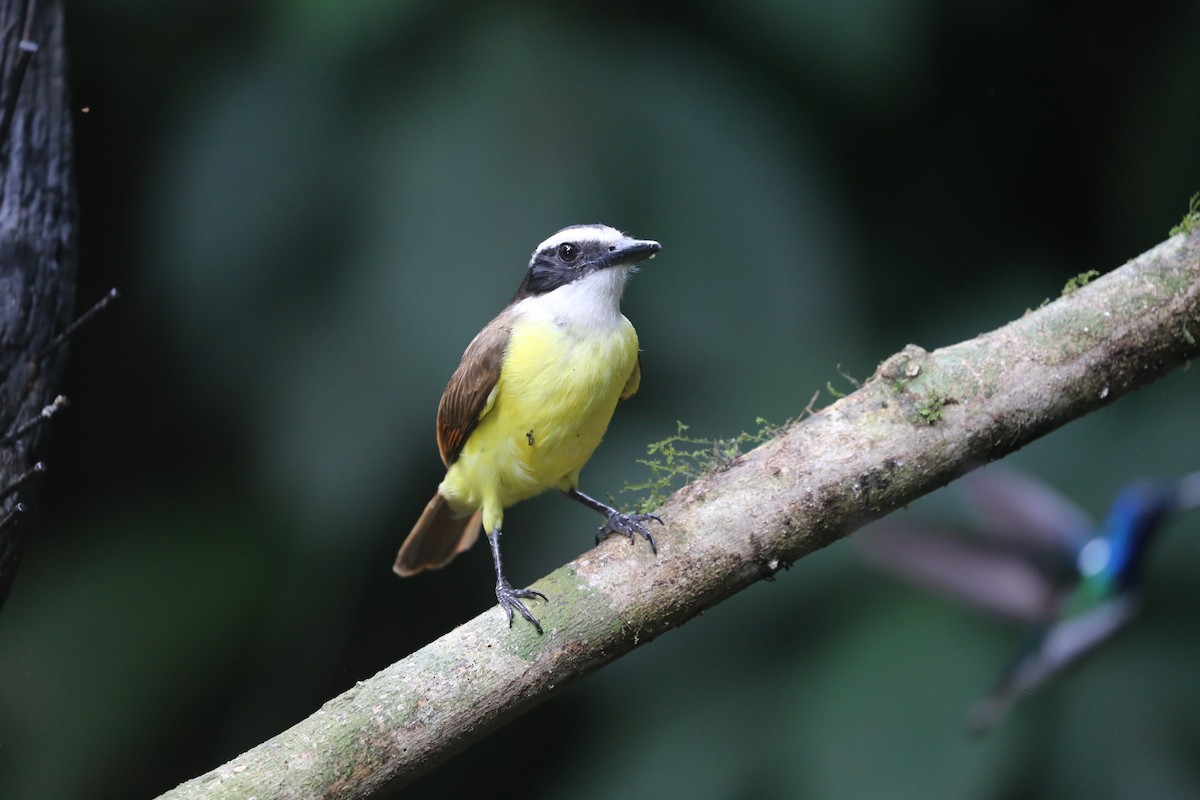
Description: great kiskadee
394,224,662,634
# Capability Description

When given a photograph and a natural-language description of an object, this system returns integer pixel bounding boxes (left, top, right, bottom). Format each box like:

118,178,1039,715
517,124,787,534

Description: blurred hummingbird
855,467,1200,733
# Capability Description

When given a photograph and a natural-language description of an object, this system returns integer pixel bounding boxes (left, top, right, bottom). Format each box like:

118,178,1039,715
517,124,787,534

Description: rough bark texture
0,0,77,609
159,229,1199,800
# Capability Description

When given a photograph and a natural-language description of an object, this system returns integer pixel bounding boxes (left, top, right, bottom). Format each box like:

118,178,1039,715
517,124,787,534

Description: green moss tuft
1061,270,1100,296
1168,193,1200,237
825,364,860,400
623,418,783,513
916,392,948,425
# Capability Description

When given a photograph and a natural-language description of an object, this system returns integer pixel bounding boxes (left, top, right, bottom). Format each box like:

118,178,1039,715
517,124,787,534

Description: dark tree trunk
0,0,77,609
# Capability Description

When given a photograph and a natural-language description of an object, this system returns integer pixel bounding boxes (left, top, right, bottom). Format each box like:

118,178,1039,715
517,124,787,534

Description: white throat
516,266,631,333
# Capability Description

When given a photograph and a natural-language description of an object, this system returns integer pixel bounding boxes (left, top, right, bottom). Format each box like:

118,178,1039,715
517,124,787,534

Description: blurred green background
2,1,1200,798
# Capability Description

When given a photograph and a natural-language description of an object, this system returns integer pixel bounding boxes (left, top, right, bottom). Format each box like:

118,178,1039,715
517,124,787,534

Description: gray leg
488,528,547,634
565,489,662,554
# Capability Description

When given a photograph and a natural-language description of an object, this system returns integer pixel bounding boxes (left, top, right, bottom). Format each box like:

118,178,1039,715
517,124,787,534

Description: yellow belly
439,312,638,533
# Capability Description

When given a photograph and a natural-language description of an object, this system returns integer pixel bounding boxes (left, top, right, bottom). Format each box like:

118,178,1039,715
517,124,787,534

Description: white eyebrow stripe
534,224,624,254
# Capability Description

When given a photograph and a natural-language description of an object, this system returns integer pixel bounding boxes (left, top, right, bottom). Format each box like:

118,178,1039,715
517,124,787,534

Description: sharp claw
496,581,546,635
597,511,662,555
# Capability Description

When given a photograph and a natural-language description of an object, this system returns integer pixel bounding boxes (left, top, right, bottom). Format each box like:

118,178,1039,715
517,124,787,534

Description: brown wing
436,312,512,466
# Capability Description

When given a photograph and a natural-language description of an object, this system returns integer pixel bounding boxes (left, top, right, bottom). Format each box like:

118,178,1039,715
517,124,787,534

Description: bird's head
515,224,660,301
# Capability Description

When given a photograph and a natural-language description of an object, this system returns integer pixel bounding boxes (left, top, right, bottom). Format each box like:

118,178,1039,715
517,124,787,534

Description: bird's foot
496,578,547,635
597,510,663,555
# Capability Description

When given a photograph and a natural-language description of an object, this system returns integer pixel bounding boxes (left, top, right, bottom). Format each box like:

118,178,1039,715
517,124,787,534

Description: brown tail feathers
394,492,482,576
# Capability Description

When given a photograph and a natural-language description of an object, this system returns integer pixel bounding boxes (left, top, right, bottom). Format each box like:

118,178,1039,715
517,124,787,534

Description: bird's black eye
557,242,580,263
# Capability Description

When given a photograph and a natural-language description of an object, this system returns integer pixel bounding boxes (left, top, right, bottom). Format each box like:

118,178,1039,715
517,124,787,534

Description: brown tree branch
158,228,1200,799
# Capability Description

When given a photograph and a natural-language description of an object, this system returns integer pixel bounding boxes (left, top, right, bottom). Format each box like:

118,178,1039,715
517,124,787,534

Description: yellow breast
440,307,639,531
